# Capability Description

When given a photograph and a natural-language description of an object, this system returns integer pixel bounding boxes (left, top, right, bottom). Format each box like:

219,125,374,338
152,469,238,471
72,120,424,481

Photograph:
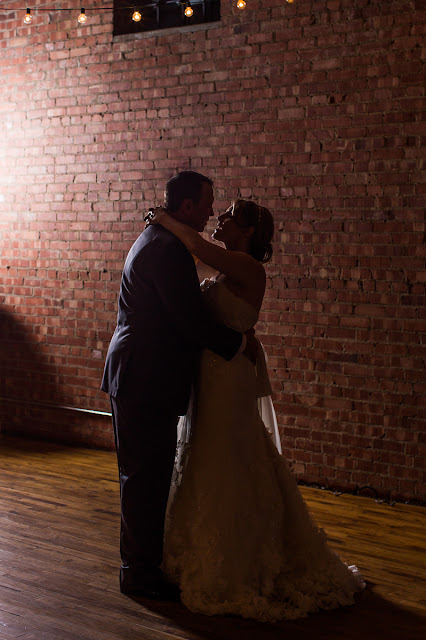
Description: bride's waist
200,348,255,382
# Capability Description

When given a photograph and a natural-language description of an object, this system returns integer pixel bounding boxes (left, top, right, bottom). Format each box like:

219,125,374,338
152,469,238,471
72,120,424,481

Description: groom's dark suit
101,224,242,589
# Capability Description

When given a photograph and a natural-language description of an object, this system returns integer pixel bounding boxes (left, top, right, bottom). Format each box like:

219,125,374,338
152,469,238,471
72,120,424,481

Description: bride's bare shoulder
234,251,266,283
217,257,266,310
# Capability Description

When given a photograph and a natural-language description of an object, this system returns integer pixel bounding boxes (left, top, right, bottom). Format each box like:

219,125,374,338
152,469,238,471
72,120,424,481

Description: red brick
0,0,424,501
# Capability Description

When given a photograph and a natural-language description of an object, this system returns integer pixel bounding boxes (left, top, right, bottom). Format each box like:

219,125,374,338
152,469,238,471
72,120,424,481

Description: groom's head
165,171,214,232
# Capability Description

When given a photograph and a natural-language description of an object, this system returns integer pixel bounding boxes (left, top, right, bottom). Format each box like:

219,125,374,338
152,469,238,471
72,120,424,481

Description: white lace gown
162,279,364,623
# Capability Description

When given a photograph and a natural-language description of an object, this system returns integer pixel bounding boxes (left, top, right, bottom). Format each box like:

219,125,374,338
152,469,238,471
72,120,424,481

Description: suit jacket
101,225,242,415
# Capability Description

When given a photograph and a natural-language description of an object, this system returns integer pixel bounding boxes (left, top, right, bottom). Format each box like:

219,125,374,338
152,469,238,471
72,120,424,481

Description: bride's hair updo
232,199,274,263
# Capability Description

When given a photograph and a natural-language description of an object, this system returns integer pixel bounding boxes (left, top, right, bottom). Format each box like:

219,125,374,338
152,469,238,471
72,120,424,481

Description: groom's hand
243,329,258,365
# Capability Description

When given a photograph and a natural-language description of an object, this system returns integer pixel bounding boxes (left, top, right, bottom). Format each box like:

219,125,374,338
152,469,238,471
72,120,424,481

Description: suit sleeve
149,236,242,360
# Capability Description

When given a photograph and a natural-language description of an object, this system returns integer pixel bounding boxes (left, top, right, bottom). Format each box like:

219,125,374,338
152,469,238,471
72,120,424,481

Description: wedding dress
162,279,364,623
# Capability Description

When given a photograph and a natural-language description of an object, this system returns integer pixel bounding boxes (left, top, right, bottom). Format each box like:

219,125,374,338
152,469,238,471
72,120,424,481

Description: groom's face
187,182,214,232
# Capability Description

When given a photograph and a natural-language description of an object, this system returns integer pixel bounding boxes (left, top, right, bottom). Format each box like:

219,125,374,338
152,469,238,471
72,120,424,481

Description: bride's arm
148,208,263,286
195,258,219,283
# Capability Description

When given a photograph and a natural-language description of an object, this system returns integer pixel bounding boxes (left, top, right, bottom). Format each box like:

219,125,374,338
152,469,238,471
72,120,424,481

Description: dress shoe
120,566,180,601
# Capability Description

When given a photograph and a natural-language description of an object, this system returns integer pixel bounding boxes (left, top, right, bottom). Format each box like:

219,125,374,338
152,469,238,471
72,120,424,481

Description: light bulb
184,3,193,17
132,10,142,22
236,0,246,9
77,8,87,25
286,0,295,3
24,8,33,24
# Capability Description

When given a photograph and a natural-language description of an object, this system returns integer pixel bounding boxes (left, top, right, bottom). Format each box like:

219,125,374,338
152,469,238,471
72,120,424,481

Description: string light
19,2,287,28
23,7,33,24
184,3,193,18
77,8,87,24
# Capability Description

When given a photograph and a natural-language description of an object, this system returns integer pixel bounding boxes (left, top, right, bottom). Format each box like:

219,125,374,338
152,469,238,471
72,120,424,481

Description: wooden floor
0,436,425,640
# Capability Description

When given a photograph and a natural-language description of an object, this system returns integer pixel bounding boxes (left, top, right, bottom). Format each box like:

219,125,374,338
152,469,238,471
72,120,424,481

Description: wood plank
0,435,424,640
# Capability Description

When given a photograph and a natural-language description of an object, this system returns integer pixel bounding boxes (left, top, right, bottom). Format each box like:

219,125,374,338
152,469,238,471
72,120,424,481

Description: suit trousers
110,390,178,574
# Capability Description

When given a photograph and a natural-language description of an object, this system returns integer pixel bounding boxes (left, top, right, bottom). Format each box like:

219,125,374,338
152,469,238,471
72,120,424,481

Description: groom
101,171,245,600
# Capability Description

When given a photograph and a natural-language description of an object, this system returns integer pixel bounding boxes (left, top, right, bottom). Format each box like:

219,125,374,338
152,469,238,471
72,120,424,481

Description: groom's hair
165,171,213,213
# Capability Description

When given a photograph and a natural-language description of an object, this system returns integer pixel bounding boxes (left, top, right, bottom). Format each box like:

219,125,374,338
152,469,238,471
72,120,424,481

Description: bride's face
212,206,242,246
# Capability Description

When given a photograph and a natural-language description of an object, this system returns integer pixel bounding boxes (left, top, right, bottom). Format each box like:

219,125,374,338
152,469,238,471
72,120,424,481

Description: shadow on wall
0,307,113,448
0,306,66,438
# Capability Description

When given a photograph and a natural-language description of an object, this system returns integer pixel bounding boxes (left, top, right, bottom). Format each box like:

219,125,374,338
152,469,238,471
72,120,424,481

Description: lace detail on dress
163,279,364,622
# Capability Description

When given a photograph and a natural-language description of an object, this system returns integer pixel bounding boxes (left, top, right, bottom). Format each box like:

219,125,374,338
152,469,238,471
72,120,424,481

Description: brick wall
0,0,425,501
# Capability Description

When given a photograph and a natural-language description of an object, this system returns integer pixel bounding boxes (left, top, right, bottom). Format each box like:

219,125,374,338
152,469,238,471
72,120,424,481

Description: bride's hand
144,206,168,225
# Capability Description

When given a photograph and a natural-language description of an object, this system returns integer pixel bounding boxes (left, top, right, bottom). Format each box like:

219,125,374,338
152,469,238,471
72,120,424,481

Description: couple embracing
101,171,364,623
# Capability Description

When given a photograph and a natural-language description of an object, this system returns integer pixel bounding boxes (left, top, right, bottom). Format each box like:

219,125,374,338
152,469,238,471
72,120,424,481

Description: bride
149,200,364,623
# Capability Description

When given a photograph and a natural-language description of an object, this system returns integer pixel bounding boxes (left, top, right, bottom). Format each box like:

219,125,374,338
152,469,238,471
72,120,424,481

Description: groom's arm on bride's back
243,329,258,365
